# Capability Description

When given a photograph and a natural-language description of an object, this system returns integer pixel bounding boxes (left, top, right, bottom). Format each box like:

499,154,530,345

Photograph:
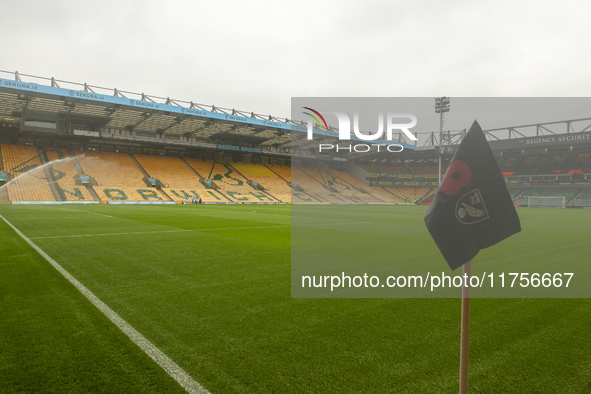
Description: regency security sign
490,131,591,150
302,107,417,153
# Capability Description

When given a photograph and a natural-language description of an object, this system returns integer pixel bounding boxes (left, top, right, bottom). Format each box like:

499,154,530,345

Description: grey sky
2,0,591,133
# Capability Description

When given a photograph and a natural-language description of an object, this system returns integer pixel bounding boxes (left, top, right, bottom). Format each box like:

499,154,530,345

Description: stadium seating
3,142,585,206
184,159,278,203
264,164,325,203
135,154,200,187
572,188,591,207
409,165,439,175
44,148,95,202
75,150,168,202
0,144,56,201
507,186,526,200
266,165,292,182
230,162,292,203
133,154,226,203
499,152,591,175
394,186,433,203
375,165,408,175
366,186,404,203
359,164,379,174
291,167,358,203
320,169,382,203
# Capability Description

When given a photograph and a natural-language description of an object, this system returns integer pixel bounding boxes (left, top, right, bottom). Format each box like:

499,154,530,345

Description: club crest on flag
456,189,489,224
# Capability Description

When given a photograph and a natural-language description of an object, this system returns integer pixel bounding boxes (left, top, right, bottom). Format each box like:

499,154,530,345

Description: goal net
527,196,566,208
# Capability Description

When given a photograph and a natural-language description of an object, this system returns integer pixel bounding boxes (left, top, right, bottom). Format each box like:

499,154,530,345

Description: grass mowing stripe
0,214,209,394
28,221,370,240
30,229,194,239
60,207,115,218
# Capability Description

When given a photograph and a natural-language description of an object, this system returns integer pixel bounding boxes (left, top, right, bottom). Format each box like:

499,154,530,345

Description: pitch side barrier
183,201,287,205
240,201,287,205
291,202,412,205
107,201,176,205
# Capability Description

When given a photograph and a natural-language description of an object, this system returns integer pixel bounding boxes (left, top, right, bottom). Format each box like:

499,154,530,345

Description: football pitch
0,204,589,392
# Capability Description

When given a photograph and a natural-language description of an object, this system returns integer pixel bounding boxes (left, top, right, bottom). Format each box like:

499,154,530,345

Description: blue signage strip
0,78,288,130
218,144,240,151
240,147,261,153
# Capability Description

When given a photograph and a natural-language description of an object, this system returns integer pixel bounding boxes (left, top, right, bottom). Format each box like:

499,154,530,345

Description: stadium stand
0,143,587,206
75,150,169,202
1,73,590,208
507,186,526,200
572,188,591,207
409,165,439,175
365,185,404,203
499,151,591,175
0,144,55,201
266,164,292,183
291,167,351,203
133,154,226,203
184,158,278,203
229,162,293,203
44,148,95,202
394,186,433,203
262,164,322,203
375,164,408,175
321,169,382,203
359,164,379,174
292,167,383,203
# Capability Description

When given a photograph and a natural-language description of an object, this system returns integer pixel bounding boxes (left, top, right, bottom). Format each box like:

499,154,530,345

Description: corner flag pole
459,260,471,394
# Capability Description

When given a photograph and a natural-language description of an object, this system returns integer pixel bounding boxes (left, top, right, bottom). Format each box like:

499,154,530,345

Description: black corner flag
424,121,521,270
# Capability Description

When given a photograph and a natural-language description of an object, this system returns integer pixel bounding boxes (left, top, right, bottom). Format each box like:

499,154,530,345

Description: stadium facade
0,71,590,207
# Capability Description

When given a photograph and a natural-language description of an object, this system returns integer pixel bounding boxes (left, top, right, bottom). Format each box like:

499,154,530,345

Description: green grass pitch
0,204,589,392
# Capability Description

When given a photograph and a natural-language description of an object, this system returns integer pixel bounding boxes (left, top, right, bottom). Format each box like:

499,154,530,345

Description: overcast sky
2,0,591,135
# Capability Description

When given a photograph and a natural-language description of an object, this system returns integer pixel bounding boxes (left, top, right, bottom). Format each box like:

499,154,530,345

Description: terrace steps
568,188,585,206
38,147,64,201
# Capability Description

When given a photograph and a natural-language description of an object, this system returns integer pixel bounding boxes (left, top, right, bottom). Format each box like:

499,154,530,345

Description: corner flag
424,121,521,270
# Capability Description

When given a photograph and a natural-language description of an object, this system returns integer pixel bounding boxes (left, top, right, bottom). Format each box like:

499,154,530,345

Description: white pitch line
60,208,114,218
0,214,208,394
28,221,371,240
29,229,193,240
7,216,83,220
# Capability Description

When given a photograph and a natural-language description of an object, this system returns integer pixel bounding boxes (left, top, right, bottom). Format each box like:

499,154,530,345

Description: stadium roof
2,71,591,161
0,71,416,159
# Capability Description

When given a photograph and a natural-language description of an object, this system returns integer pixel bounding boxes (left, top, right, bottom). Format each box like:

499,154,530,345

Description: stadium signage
69,90,105,100
218,144,240,151
491,131,591,150
240,147,261,153
129,99,160,109
1,80,38,91
263,120,283,128
225,114,248,122
526,134,591,145
302,107,416,153
180,107,207,116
